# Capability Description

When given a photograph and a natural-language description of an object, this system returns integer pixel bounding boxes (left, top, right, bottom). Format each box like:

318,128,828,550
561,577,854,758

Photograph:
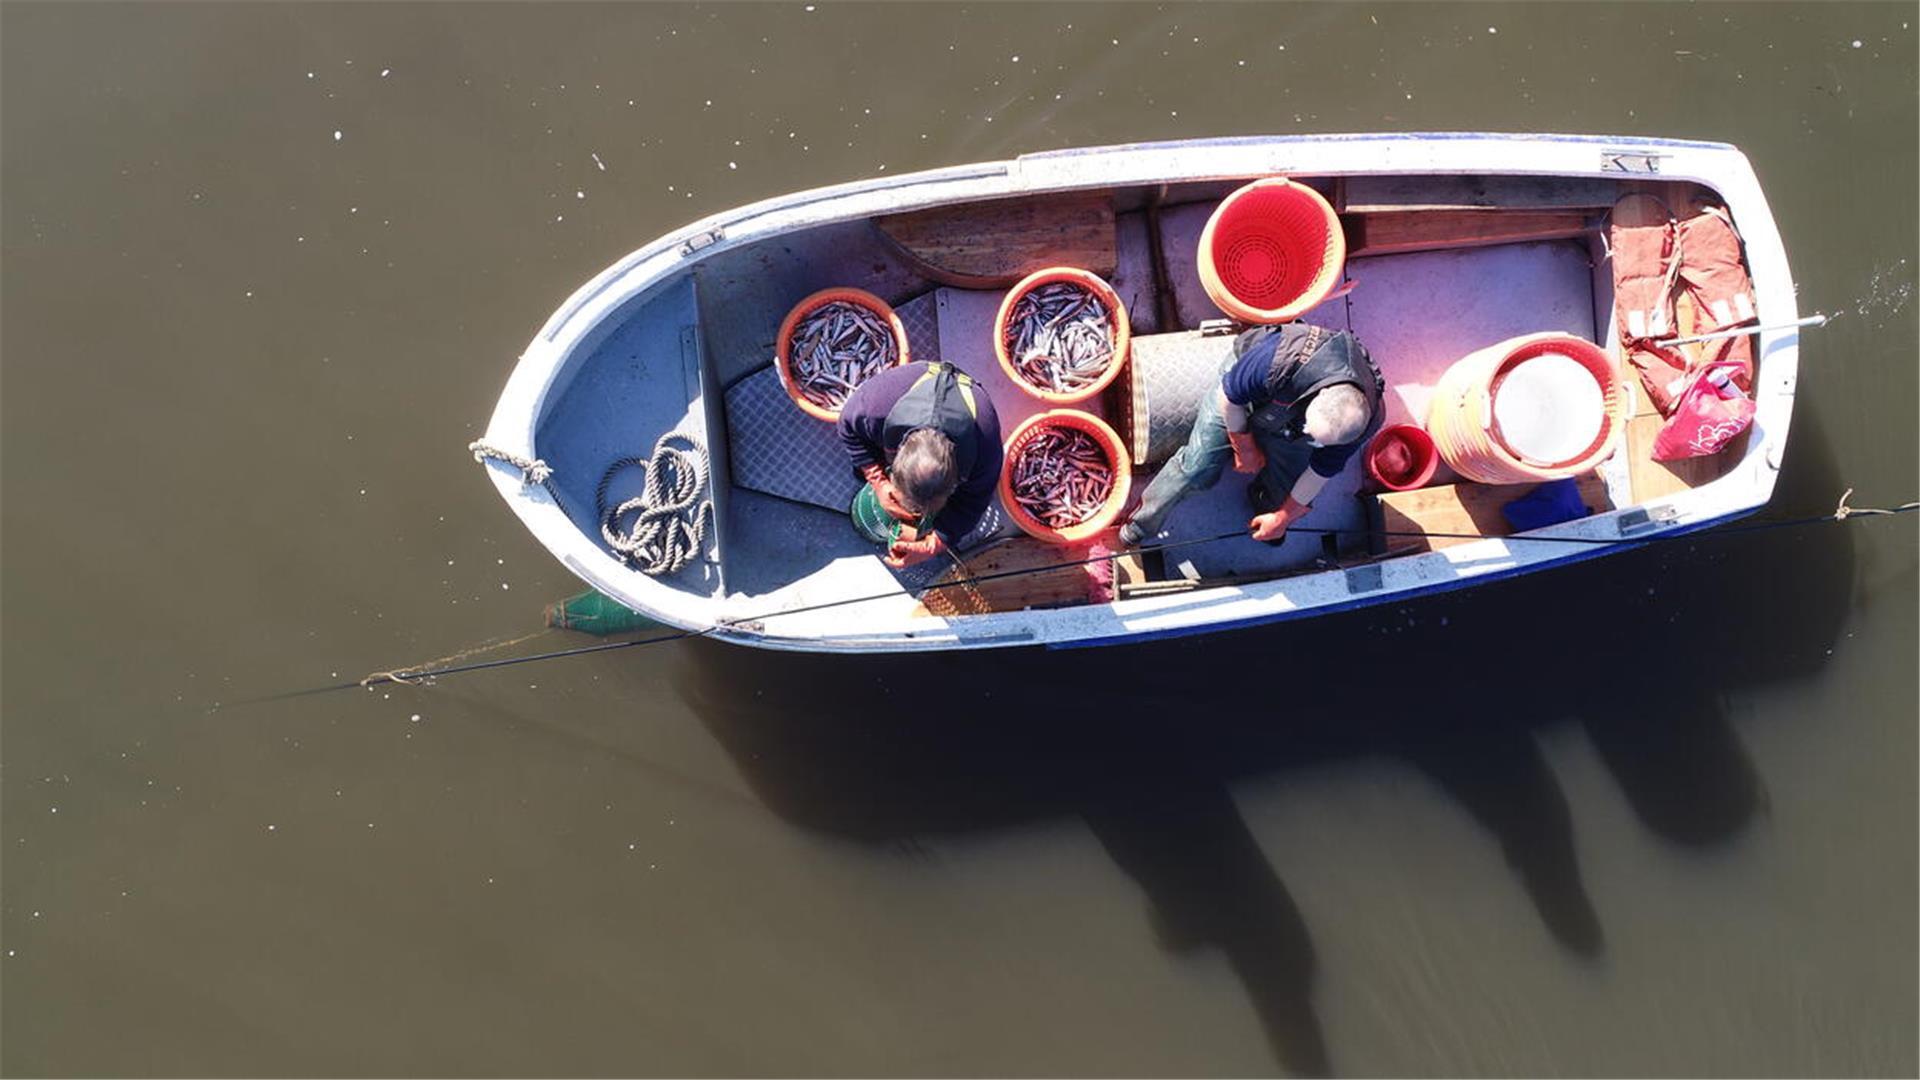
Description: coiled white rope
597,432,714,577
469,433,713,577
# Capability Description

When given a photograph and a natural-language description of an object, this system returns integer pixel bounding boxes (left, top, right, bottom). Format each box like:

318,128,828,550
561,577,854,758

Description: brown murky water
4,3,1914,1076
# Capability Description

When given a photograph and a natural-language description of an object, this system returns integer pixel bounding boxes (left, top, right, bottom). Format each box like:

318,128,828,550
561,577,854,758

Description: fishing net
544,590,663,635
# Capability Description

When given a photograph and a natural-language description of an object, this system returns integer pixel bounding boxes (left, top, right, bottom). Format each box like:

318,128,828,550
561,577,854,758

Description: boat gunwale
476,132,1799,652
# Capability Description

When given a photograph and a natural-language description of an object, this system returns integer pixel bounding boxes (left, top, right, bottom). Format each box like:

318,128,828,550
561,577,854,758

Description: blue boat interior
531,173,1738,611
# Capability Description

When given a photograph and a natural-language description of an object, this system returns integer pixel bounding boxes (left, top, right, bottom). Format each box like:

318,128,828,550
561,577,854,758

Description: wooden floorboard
913,533,1142,616
1366,474,1616,554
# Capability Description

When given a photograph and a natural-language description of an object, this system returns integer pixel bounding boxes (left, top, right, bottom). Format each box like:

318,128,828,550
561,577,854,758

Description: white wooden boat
473,133,1802,653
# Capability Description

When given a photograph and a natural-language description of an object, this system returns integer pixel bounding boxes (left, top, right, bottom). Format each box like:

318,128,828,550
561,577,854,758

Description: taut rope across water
217,489,1913,707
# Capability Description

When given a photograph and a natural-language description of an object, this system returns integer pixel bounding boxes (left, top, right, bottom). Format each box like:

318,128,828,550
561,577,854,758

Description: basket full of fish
993,268,1131,404
998,409,1134,544
775,287,910,421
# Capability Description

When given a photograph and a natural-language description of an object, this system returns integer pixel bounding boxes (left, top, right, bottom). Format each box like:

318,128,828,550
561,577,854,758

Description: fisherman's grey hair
891,427,959,515
1304,383,1372,447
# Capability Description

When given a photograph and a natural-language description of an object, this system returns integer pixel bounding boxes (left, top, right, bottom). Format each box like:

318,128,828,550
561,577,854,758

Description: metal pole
1655,311,1833,348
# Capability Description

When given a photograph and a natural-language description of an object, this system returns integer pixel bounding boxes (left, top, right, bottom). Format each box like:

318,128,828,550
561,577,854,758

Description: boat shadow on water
670,413,1856,1077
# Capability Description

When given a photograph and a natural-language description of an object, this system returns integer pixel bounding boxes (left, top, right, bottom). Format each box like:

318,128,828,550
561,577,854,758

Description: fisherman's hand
1248,510,1293,542
884,532,943,569
1228,432,1266,474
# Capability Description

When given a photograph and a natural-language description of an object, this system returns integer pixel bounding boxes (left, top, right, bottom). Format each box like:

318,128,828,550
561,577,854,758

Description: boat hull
475,133,1800,654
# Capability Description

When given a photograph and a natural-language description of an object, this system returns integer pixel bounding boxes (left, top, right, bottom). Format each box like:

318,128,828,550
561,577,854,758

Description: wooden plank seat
874,193,1117,289
1337,174,1626,214
1340,209,1597,259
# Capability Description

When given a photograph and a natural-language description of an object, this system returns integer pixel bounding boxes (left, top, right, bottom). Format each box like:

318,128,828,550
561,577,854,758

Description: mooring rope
349,491,1913,691
1832,488,1918,521
467,441,553,486
361,629,554,688
213,488,1912,705
597,432,714,577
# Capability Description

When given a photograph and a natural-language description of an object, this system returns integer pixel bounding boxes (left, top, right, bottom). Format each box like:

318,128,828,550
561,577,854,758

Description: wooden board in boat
1365,474,1616,554
1624,415,1743,501
874,193,1116,288
1337,174,1624,213
1343,210,1596,258
912,534,1144,616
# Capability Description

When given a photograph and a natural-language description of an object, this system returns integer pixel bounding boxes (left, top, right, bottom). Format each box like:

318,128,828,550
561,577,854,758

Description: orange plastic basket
1426,333,1625,485
993,268,1131,404
998,410,1133,544
775,287,910,422
1198,178,1346,324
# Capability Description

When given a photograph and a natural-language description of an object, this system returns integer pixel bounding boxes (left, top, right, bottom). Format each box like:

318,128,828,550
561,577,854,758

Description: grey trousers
1126,388,1314,537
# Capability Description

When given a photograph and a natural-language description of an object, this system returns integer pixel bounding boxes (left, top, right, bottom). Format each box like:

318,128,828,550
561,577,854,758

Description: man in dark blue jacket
839,361,1002,568
1119,323,1383,545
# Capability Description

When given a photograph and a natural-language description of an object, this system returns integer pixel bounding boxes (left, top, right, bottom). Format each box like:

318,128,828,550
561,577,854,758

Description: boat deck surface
714,233,1606,604
523,161,1760,629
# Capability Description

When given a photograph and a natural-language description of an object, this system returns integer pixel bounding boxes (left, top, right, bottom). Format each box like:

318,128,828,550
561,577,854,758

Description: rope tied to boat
219,485,1914,703
361,630,553,689
1832,488,1920,521
598,431,714,577
468,441,553,486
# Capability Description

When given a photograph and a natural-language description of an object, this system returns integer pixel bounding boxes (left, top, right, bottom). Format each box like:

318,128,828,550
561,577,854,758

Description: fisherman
1118,322,1383,546
839,360,1003,568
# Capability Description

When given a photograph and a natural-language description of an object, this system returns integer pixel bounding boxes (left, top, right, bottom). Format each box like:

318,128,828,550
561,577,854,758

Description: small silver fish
1005,282,1113,394
790,300,898,409
1010,427,1114,527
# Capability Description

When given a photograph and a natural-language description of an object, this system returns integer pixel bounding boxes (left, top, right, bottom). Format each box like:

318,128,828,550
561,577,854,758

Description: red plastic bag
1652,362,1756,461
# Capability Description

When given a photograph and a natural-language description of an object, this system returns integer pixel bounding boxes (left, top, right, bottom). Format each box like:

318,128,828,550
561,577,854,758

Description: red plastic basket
993,268,1130,404
1198,178,1346,324
998,410,1133,544
775,287,910,422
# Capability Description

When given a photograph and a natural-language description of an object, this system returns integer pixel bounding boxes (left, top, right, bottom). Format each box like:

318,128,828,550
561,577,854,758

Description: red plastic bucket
1198,178,1346,324
999,410,1133,544
1364,424,1440,492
